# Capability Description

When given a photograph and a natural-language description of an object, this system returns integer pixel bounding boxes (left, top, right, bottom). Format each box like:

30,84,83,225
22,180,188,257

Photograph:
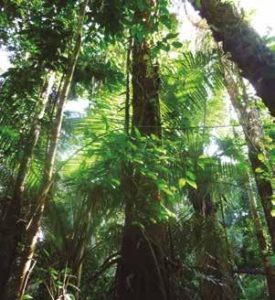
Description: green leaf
161,204,177,219
172,41,183,48
165,33,179,40
187,179,197,189
186,171,196,181
159,15,172,28
159,42,170,52
178,178,186,188
255,167,264,173
257,153,265,162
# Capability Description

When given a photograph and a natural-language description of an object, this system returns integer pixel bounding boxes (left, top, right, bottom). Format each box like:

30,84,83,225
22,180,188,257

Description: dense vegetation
0,0,274,299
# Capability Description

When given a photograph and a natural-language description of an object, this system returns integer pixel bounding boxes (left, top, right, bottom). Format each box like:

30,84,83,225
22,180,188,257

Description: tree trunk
190,0,275,117
246,178,275,299
223,68,275,251
116,2,173,299
0,70,55,297
6,1,89,299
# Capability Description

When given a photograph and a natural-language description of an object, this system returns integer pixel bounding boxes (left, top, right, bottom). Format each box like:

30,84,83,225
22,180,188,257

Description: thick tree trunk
116,3,173,299
223,70,275,251
190,0,275,117
131,43,161,138
0,71,55,297
246,178,275,299
116,45,170,300
5,1,89,299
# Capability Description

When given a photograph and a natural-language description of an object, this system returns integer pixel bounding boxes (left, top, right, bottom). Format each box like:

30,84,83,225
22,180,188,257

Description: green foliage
0,0,274,299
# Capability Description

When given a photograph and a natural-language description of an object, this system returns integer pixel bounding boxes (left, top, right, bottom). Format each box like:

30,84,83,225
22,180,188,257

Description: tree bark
5,1,89,299
116,2,173,299
0,70,55,297
190,0,275,117
246,178,275,299
223,67,275,251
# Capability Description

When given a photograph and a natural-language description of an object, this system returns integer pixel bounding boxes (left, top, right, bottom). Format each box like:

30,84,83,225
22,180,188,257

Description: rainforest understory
0,0,275,299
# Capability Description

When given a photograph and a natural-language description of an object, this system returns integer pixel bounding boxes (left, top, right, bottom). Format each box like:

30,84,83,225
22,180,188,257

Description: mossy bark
190,0,275,117
116,2,173,299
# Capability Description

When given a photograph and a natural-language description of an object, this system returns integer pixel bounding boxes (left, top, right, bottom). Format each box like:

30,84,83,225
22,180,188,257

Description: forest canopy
0,0,274,299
